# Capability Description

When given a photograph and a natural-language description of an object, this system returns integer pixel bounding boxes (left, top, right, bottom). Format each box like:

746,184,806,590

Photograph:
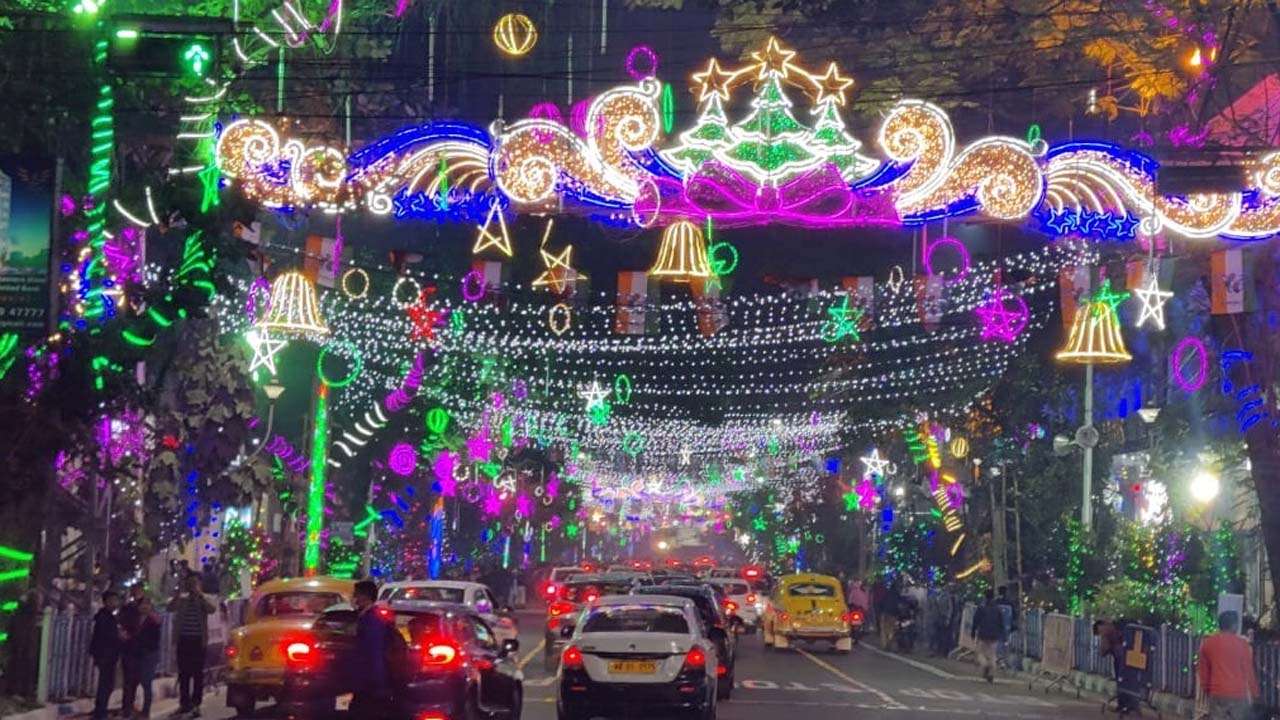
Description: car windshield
788,583,837,598
723,583,750,595
256,592,345,617
390,586,466,603
562,582,632,602
582,606,689,634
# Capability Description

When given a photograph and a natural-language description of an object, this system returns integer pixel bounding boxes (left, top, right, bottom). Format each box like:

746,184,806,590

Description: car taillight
423,641,461,669
584,592,599,603
682,647,706,671
742,566,761,579
562,645,584,670
716,663,727,677
544,584,558,597
777,612,790,624
746,594,757,604
548,601,576,617
225,645,238,659
285,641,313,665
722,600,738,614
847,610,864,624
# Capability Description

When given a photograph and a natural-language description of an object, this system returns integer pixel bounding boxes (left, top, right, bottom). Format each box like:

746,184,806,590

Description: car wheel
718,672,733,700
465,690,484,720
556,701,582,720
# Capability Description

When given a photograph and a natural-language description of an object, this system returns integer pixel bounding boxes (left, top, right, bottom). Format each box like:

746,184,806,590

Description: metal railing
1010,608,1280,706
39,599,248,702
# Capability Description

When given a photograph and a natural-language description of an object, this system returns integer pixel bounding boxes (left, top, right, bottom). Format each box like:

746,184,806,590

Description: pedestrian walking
168,573,215,717
1197,611,1260,720
349,580,394,718
89,590,123,720
118,584,147,717
876,582,900,650
971,590,1006,683
124,596,161,719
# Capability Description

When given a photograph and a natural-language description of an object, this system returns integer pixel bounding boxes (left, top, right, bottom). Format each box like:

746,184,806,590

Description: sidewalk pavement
861,640,1197,718
8,679,226,720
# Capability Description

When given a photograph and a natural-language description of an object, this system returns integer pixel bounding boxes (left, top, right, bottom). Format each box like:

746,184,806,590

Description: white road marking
795,647,907,709
860,642,1023,685
525,676,556,687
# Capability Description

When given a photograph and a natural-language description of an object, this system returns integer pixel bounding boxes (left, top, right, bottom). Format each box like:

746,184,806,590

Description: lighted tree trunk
1237,242,1280,621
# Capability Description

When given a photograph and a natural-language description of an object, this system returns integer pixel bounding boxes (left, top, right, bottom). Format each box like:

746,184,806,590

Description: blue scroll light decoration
1219,349,1279,433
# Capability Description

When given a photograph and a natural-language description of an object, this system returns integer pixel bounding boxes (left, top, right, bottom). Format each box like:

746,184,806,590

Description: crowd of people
88,573,215,720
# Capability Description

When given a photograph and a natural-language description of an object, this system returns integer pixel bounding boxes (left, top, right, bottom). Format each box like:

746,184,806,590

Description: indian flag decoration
662,37,877,186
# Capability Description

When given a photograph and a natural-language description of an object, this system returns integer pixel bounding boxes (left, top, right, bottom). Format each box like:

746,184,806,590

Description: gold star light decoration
687,36,856,107
473,200,513,257
532,220,587,293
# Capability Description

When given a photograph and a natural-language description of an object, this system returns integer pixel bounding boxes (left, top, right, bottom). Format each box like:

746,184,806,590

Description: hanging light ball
493,13,538,57
648,219,711,282
255,270,329,338
949,437,969,459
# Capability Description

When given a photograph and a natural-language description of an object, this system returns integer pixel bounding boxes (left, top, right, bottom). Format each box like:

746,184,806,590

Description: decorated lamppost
1056,279,1132,531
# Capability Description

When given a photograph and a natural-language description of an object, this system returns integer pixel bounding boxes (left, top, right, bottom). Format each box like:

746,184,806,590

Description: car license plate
609,660,657,674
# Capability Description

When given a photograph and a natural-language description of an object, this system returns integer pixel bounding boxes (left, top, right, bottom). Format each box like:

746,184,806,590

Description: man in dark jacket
971,590,1006,683
118,584,146,717
89,591,122,720
350,580,392,719
168,573,214,716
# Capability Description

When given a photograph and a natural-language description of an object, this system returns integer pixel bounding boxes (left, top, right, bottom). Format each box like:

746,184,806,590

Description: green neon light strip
0,569,31,582
303,385,329,573
0,546,35,563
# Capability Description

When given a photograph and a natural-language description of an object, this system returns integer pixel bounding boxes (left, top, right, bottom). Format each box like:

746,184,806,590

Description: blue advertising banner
0,156,53,339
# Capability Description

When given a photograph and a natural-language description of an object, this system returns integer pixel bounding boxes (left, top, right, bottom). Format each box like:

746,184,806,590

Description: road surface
202,611,1104,720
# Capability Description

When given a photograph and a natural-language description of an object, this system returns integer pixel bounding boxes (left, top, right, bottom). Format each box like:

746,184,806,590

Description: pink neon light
923,236,970,278
528,102,563,123
974,286,1029,343
461,270,486,302
387,442,417,476
650,163,899,229
625,45,658,80
246,277,271,322
1170,336,1209,392
570,99,593,138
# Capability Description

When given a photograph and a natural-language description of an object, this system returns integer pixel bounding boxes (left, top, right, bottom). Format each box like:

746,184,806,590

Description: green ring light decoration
316,339,363,388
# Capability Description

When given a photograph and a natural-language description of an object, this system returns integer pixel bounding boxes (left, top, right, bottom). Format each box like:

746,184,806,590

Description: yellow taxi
761,573,853,653
224,576,354,717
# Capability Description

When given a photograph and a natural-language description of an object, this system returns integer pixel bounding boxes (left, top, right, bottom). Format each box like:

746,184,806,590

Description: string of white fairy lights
212,240,1093,461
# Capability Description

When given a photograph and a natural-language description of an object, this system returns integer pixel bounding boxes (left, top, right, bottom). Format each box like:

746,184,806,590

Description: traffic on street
203,566,1104,720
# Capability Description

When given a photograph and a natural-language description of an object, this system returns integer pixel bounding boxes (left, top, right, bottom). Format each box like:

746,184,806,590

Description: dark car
631,584,736,699
544,574,642,671
279,602,522,719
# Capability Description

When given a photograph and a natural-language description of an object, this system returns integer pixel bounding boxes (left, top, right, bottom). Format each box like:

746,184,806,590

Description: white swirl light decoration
879,100,956,209
1256,151,1280,197
492,81,660,205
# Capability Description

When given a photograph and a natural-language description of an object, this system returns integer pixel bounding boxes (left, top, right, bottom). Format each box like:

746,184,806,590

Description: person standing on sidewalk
89,590,123,720
126,596,161,719
1197,611,1260,720
168,573,214,717
971,589,1006,683
118,584,146,717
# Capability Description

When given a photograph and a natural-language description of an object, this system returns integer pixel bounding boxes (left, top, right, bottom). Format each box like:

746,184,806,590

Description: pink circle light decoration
1170,336,1209,392
625,45,659,80
528,101,563,124
570,99,593,137
387,442,417,477
461,270,486,302
923,236,971,278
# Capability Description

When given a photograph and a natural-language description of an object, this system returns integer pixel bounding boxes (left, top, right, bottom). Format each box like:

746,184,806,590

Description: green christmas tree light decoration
721,73,817,183
809,96,878,180
666,94,732,172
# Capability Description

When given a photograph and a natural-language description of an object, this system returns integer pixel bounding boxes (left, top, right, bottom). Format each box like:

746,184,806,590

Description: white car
556,595,718,720
706,578,761,631
543,566,586,601
377,580,519,642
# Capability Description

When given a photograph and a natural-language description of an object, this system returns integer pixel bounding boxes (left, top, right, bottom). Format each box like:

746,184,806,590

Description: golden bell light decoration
256,270,330,338
493,13,538,57
1056,280,1131,364
649,219,712,283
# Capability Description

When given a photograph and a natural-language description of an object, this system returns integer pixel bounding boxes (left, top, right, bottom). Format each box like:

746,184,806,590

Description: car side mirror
502,638,520,656
560,624,575,639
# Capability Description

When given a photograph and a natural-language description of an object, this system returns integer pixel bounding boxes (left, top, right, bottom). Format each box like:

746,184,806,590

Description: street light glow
1190,470,1220,503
